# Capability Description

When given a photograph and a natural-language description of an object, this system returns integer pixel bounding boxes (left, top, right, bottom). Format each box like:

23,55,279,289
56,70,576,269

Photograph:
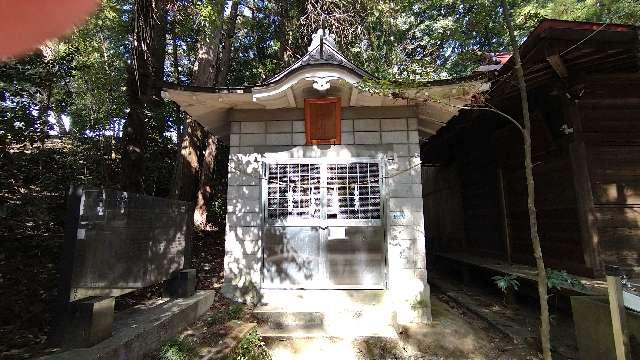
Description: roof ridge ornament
308,29,337,52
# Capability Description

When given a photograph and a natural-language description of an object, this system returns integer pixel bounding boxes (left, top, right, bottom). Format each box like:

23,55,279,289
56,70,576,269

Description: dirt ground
265,293,540,360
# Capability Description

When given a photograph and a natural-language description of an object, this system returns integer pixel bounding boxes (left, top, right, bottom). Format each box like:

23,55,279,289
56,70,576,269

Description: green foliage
411,295,430,310
206,303,245,326
158,337,198,360
227,329,271,360
492,274,520,293
546,269,585,291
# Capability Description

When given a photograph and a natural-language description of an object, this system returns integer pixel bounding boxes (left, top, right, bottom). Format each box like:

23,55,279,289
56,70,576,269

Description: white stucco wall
222,106,430,324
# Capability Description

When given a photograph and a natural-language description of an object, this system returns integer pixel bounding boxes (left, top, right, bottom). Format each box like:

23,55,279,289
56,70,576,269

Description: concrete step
254,290,397,338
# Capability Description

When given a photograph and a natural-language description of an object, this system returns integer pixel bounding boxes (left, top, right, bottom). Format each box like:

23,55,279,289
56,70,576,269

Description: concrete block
227,198,261,213
392,144,409,157
342,119,353,132
388,239,415,269
389,197,423,212
226,225,262,242
292,121,305,133
62,297,114,348
354,132,381,144
45,291,215,359
389,226,424,241
381,131,408,144
389,184,422,198
292,133,306,145
240,134,266,146
231,122,241,134
341,132,354,145
266,133,292,145
408,144,420,156
407,118,418,130
230,134,240,146
267,121,292,133
387,167,421,185
227,185,260,200
226,213,261,227
354,118,380,131
240,121,265,134
381,118,407,131
388,210,424,227
164,269,196,298
408,130,419,144
228,172,260,186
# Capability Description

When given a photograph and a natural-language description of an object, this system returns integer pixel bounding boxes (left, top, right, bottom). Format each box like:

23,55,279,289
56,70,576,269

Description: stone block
381,118,407,131
407,118,418,130
292,121,305,133
227,185,260,200
341,132,354,145
226,225,262,242
266,133,292,145
231,122,241,134
354,132,381,144
240,134,266,146
387,167,421,185
388,210,424,227
342,119,353,132
292,133,306,145
230,134,240,146
64,296,115,348
266,120,292,133
240,121,265,134
354,118,380,131
381,131,408,144
228,172,260,186
164,269,197,298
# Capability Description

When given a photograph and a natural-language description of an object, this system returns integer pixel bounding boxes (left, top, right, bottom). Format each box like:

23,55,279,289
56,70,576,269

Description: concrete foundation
571,295,640,360
41,290,215,360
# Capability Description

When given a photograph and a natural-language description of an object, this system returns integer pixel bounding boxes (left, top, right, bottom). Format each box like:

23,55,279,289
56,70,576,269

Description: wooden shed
422,20,640,280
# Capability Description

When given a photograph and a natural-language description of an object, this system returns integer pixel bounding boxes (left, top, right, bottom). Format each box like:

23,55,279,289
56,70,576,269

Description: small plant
546,269,585,291
207,303,246,326
227,329,271,360
492,274,520,293
411,295,430,310
158,337,197,360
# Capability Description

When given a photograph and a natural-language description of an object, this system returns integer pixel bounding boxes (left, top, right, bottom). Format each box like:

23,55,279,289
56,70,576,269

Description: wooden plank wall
576,76,640,276
495,120,589,275
422,165,465,256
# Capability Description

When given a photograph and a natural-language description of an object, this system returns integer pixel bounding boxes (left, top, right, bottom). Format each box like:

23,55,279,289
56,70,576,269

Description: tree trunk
216,0,240,86
172,0,224,231
121,0,168,193
501,2,552,359
193,134,217,229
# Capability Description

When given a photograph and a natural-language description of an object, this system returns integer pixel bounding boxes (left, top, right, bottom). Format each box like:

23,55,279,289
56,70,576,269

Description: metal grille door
262,159,385,289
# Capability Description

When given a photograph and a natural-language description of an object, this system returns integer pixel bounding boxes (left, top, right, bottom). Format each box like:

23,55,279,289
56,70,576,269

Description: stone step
254,290,397,338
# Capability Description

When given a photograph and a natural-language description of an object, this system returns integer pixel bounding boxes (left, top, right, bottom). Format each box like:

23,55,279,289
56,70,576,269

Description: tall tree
216,0,240,86
501,1,551,359
121,0,168,192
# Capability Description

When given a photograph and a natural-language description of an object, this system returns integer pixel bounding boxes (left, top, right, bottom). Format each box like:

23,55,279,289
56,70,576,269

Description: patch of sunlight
269,338,359,360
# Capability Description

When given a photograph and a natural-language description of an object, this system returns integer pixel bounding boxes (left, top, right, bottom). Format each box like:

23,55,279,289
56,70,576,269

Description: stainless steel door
261,159,385,289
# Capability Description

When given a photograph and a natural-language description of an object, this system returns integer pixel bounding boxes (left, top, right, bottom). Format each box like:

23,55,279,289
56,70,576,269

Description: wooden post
606,265,631,360
497,168,512,264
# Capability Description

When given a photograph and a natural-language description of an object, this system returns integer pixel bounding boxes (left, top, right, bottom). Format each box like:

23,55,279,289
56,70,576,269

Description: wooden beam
285,88,296,108
565,98,601,275
547,54,569,78
606,268,631,360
